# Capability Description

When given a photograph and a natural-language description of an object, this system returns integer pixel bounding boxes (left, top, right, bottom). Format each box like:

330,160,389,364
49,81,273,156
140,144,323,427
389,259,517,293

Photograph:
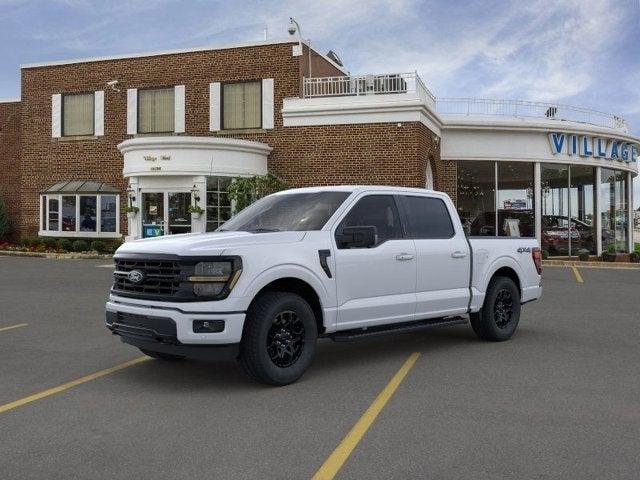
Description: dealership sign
548,133,638,163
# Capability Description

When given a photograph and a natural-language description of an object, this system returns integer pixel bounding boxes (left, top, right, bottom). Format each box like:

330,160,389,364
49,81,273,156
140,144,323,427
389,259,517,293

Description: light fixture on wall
191,185,200,203
288,17,312,77
126,186,136,204
106,80,121,93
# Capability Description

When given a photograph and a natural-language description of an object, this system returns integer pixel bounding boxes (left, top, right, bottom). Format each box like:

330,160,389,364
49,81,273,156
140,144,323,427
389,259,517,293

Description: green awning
42,181,120,194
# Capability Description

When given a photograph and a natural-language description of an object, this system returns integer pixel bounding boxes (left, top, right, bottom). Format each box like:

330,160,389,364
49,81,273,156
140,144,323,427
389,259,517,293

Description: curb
543,260,640,269
0,250,112,260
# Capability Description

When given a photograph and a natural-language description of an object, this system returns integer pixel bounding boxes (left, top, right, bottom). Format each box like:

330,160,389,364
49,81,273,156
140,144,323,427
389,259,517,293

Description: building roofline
20,38,348,73
0,97,20,103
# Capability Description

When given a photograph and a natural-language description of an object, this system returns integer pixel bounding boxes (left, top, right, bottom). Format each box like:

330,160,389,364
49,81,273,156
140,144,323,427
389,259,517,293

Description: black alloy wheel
267,310,305,368
493,289,514,329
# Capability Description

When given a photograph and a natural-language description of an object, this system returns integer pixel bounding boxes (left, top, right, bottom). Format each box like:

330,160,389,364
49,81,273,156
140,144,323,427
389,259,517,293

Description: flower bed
0,237,122,255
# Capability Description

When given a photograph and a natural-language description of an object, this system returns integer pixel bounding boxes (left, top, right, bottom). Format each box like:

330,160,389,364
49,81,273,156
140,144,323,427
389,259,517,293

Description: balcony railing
303,72,436,105
436,97,628,132
302,73,628,132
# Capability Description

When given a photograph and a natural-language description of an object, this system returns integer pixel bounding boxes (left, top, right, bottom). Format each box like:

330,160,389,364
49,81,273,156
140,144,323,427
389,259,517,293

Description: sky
1,0,639,200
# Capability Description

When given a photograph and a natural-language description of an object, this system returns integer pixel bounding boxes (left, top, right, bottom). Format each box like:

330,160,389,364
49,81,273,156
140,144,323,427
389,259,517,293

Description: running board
329,316,467,343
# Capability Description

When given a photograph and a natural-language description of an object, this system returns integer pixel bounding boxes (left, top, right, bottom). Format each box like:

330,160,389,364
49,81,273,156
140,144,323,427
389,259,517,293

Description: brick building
1,38,639,255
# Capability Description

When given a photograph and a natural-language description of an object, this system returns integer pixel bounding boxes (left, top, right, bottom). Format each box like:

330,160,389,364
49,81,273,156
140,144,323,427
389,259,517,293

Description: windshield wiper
246,228,280,233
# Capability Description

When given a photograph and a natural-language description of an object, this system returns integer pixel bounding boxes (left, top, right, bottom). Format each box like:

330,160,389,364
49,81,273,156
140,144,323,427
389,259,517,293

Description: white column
125,178,140,241
534,162,541,246
595,167,602,256
628,171,633,253
191,176,207,234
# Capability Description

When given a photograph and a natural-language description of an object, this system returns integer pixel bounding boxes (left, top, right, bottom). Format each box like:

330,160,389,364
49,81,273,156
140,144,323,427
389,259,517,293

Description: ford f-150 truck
106,186,542,385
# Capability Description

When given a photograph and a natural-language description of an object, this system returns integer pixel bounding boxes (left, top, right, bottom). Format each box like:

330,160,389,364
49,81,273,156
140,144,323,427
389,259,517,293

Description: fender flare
238,263,332,310
480,255,525,294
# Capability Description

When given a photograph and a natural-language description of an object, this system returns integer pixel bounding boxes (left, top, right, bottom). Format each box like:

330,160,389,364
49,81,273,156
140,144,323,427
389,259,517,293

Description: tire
139,348,185,361
470,276,521,342
239,291,317,386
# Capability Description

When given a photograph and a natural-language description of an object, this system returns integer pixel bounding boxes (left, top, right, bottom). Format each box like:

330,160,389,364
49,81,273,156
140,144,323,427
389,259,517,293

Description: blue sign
548,132,638,163
143,224,164,238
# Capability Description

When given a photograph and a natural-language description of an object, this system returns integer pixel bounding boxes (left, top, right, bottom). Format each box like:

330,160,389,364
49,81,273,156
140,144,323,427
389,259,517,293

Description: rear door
399,194,471,318
333,194,416,329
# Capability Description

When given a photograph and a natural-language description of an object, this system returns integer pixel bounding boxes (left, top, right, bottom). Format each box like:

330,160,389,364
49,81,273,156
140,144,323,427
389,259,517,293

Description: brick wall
17,41,443,238
0,101,20,239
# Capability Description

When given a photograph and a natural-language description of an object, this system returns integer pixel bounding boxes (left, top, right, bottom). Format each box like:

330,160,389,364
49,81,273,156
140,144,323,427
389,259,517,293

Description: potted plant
125,205,139,219
188,205,204,219
603,245,617,262
576,248,590,262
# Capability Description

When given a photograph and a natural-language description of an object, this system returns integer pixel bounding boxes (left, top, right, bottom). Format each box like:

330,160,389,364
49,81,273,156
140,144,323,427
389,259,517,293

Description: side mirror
336,226,377,249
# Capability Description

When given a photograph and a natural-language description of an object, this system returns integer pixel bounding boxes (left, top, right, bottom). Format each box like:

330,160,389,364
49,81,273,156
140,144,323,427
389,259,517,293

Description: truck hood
116,231,307,256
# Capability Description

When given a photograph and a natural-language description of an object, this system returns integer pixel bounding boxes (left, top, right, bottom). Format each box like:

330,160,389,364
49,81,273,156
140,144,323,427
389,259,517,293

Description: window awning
42,181,120,194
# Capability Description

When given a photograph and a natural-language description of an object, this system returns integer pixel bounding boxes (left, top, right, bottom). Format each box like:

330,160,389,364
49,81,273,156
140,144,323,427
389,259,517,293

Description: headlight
189,260,242,298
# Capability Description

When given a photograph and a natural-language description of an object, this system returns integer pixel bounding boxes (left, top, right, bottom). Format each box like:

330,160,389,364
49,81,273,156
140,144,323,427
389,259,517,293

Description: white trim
425,161,434,189
174,85,185,133
51,94,61,138
209,82,221,131
628,171,633,253
40,193,121,237
534,162,541,246
38,231,123,239
118,135,272,155
20,38,348,74
262,78,275,129
94,90,104,136
127,88,137,135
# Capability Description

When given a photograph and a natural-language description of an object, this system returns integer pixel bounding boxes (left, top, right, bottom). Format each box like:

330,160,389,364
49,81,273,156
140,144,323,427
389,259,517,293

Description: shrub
72,239,89,252
630,251,640,263
0,196,10,240
39,237,58,249
541,250,549,260
19,236,38,247
90,240,106,252
58,238,73,252
107,239,123,253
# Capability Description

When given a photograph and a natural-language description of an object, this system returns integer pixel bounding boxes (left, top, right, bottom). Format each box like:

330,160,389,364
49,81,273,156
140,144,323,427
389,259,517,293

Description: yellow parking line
571,266,584,283
0,357,150,415
0,323,28,333
312,352,421,480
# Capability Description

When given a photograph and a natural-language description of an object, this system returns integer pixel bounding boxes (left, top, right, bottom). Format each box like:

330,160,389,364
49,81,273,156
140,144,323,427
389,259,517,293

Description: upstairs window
138,87,175,133
63,92,94,136
223,81,261,130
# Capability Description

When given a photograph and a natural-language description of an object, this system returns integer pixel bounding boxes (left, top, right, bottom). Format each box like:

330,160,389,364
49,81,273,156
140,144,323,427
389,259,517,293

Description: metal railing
436,97,628,132
303,72,436,104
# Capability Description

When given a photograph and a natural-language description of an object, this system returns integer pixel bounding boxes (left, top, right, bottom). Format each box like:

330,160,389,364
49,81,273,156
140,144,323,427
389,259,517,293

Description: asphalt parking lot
1,257,639,480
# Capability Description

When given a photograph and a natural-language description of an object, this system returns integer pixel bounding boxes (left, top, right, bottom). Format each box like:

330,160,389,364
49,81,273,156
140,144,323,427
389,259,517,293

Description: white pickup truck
106,186,542,385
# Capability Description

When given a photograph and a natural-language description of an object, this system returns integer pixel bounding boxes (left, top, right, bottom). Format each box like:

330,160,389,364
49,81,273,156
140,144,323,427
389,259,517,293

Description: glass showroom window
457,161,496,236
222,81,261,130
206,176,233,231
497,162,535,237
138,87,175,133
41,194,119,236
63,92,94,136
601,168,629,253
541,164,596,256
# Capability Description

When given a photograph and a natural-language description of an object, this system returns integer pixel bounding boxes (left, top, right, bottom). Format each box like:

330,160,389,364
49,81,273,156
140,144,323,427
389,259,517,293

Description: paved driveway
0,257,638,479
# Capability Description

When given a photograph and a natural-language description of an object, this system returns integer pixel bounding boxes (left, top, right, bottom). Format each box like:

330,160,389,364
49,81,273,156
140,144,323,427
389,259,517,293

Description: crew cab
106,186,542,385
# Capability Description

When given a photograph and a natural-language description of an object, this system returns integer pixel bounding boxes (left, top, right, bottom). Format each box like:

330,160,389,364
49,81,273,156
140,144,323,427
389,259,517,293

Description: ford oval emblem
128,269,146,285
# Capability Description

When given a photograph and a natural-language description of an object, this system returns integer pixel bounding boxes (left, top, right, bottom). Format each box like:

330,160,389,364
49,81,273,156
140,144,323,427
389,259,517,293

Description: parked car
106,186,542,385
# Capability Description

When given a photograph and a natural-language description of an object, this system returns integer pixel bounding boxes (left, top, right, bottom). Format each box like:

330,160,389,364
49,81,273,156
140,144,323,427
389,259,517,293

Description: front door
334,194,416,330
141,192,192,237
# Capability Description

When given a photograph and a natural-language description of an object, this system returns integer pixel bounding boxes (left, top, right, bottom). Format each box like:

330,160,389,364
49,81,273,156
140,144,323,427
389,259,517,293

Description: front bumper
105,298,246,345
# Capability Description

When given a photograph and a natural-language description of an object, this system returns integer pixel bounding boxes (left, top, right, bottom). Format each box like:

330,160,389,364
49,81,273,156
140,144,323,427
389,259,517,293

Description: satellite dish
326,50,344,67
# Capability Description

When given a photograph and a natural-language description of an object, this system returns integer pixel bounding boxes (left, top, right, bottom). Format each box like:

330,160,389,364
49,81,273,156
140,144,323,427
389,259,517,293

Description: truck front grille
113,258,182,297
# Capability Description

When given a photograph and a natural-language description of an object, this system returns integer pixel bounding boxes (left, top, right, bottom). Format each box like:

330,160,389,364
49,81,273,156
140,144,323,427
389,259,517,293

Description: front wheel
239,292,317,386
470,276,521,341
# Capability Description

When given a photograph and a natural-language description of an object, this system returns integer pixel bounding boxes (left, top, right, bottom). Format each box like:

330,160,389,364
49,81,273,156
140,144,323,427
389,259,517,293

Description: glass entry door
141,192,191,238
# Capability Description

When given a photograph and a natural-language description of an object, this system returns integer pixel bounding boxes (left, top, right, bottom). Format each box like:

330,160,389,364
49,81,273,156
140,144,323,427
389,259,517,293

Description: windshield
218,191,351,232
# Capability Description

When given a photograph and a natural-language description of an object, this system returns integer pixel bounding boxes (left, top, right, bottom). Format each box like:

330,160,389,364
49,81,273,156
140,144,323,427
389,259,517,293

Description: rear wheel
470,276,521,341
239,291,317,386
139,348,185,361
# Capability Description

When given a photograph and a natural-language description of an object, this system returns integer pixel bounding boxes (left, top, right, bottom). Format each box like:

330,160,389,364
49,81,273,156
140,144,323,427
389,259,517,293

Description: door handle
451,251,468,259
395,253,414,261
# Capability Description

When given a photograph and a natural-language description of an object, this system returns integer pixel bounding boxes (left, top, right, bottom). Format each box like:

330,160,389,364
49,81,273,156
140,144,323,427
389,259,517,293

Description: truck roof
274,185,440,196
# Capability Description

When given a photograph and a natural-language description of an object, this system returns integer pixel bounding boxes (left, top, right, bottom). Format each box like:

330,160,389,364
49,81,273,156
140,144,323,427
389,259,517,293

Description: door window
168,192,191,235
401,196,454,239
337,195,403,248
